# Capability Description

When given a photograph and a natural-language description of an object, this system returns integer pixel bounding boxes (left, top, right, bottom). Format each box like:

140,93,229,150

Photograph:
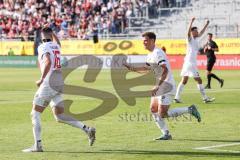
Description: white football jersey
184,37,200,65
37,41,62,86
146,47,175,87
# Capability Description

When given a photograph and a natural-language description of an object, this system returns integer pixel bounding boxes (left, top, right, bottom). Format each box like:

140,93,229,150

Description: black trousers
207,58,216,72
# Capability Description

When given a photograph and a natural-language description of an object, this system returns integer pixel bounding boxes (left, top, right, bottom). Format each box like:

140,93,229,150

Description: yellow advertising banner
60,38,240,55
156,38,240,55
22,41,35,56
0,41,34,56
0,38,239,55
60,40,149,55
215,38,240,54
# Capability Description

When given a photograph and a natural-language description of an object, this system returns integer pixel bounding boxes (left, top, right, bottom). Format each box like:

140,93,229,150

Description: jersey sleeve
38,44,51,60
156,51,166,66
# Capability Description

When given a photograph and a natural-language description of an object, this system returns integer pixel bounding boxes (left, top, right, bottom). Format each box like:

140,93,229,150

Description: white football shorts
153,82,176,105
157,94,172,105
33,85,64,108
180,62,200,78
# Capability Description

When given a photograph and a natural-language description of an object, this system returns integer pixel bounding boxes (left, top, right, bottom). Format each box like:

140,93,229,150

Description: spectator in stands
107,0,113,12
101,18,109,37
77,29,90,40
125,3,134,18
68,23,77,38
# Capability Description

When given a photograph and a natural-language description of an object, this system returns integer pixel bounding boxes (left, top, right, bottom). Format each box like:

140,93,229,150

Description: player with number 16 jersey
37,41,62,87
23,27,96,153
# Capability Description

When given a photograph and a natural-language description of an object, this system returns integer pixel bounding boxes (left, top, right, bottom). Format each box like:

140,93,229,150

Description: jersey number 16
53,50,61,69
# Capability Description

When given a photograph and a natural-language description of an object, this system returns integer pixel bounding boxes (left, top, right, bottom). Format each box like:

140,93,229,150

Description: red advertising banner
168,55,240,70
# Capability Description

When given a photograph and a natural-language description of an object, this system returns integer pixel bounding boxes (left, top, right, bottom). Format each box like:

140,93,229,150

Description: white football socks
197,84,208,99
54,113,88,133
167,107,189,117
31,110,42,145
175,83,185,100
152,112,169,135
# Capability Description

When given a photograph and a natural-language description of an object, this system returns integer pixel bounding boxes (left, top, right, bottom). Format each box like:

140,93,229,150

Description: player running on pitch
23,27,96,152
124,32,201,140
174,17,215,103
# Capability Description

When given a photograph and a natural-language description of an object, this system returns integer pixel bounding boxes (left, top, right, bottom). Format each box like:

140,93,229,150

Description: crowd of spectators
0,0,190,40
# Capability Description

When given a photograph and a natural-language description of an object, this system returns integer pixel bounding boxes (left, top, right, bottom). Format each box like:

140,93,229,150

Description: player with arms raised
174,17,215,103
124,32,201,140
23,27,96,152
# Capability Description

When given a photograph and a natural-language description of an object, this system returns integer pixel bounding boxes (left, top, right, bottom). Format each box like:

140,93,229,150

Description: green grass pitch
0,68,239,160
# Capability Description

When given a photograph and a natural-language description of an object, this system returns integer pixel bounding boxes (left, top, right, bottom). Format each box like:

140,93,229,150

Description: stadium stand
128,0,240,38
0,0,239,40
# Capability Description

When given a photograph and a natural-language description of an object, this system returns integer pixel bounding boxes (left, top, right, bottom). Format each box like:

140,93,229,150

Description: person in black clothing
204,33,224,89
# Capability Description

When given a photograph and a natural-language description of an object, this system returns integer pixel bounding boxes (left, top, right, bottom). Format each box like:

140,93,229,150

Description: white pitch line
211,149,240,153
195,143,240,153
195,143,240,150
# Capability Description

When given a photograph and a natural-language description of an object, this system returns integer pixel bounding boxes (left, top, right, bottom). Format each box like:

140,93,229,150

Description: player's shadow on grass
45,150,240,157
175,138,240,143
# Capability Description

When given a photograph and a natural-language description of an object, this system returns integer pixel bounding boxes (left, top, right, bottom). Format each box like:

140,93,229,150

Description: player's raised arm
188,17,195,39
199,19,210,37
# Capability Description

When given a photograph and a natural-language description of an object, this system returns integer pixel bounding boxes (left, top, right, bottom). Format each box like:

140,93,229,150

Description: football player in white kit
174,17,215,103
22,27,96,152
124,32,201,140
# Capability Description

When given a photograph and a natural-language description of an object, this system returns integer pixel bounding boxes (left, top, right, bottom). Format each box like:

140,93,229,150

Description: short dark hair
41,27,53,34
208,33,213,36
191,27,198,31
142,32,156,41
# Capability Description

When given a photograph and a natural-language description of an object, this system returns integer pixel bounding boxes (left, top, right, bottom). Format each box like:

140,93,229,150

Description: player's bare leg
52,106,96,146
22,105,45,152
194,77,215,103
174,76,188,103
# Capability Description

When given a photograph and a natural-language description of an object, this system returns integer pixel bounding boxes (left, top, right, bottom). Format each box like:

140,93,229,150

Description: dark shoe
173,98,182,103
205,85,211,89
188,104,201,122
220,79,224,88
